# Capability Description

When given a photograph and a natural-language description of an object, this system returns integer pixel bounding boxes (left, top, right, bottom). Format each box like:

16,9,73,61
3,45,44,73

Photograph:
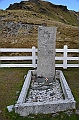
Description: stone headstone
37,26,56,79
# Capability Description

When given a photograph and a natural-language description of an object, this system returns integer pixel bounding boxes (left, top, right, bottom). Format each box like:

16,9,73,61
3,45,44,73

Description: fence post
63,45,68,69
32,46,36,68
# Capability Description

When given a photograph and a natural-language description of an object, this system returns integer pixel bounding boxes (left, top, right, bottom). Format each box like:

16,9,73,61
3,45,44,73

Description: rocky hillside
6,0,79,26
0,0,79,49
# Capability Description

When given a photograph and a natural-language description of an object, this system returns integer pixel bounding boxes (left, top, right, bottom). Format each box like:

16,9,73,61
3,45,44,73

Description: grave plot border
15,70,76,116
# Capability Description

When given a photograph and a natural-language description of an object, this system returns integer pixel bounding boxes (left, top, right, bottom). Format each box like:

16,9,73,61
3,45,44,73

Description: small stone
7,105,14,112
52,113,59,118
42,86,48,89
49,82,53,85
61,115,63,118
76,110,79,114
16,91,19,95
39,99,43,102
28,116,34,119
50,92,55,96
33,99,37,102
38,96,40,99
24,75,27,79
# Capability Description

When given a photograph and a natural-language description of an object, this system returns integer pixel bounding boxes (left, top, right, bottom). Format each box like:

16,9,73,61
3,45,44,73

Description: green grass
0,67,79,120
0,68,30,119
62,68,79,109
4,109,79,120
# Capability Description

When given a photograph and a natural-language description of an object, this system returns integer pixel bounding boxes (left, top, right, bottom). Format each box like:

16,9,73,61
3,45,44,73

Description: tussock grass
0,9,79,49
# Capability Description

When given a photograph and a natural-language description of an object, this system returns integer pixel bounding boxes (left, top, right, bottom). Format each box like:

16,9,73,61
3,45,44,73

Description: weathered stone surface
1,21,35,36
37,26,56,78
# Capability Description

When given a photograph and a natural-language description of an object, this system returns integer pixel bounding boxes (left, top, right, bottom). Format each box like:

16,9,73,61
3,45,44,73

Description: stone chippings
25,78,63,103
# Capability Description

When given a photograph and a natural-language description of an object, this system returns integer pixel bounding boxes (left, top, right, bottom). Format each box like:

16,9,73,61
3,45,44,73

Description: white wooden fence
0,45,79,69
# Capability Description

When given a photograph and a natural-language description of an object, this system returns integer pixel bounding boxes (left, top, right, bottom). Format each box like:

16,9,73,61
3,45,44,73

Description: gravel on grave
25,77,64,103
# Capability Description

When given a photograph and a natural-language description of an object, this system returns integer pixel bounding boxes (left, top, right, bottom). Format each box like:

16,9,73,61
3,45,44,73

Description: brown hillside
0,0,79,49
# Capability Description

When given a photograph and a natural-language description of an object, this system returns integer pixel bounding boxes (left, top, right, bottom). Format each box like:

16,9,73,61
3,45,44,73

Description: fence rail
0,45,79,69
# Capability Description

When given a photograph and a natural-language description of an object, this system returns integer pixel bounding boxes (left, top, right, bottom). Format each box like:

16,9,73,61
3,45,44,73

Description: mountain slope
6,0,79,26
0,0,79,49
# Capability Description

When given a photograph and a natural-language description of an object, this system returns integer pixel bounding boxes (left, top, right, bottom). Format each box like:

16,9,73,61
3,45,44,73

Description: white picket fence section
0,45,79,69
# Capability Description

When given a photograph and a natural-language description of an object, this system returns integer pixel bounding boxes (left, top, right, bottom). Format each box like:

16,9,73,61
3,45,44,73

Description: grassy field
0,68,30,120
0,67,79,120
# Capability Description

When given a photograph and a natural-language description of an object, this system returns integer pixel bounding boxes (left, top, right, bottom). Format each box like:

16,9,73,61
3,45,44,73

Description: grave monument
15,26,76,116
37,26,56,79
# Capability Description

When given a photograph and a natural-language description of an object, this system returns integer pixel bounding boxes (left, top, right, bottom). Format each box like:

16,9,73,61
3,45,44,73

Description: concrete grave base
15,70,76,116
